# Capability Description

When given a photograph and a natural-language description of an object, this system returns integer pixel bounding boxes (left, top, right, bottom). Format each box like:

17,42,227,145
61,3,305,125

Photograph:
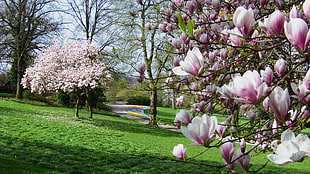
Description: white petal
172,66,189,76
281,129,295,142
295,134,310,153
290,151,305,162
267,154,292,165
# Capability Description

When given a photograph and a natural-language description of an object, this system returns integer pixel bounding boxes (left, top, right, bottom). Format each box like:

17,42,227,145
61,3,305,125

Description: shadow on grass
0,134,222,174
79,116,184,138
0,133,308,174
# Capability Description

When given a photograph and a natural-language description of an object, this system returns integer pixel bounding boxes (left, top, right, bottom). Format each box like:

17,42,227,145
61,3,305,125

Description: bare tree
66,0,115,44
111,0,174,126
0,0,60,99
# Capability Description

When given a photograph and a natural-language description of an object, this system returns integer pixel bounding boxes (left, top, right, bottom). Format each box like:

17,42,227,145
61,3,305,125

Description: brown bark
148,87,157,126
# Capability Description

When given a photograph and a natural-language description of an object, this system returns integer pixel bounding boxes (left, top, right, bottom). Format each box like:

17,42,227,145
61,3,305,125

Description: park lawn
156,107,249,125
0,99,309,174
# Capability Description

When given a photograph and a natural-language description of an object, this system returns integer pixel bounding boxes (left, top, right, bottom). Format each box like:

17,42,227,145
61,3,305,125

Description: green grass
0,99,309,173
155,107,248,125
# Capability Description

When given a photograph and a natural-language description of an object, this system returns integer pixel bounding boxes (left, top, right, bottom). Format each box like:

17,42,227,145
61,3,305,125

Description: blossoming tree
159,0,310,173
21,40,112,118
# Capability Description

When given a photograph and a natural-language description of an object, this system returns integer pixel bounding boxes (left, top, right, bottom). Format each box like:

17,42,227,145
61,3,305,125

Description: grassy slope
0,100,309,173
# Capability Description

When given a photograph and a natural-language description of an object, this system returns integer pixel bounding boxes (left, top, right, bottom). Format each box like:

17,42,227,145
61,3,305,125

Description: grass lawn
156,107,249,125
0,99,309,173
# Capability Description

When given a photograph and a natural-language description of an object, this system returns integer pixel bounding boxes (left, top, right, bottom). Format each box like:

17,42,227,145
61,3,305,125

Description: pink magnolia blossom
305,68,310,89
284,18,310,51
145,22,152,30
233,6,255,38
173,57,181,67
218,82,235,100
221,142,235,164
273,119,278,135
171,38,182,49
228,28,244,46
260,67,273,85
303,0,310,21
137,0,143,5
216,121,228,137
232,70,268,104
274,58,286,77
289,5,301,19
263,97,269,111
172,47,205,76
22,40,111,93
173,0,183,7
248,111,256,123
176,96,184,106
172,144,187,159
268,87,290,125
240,138,246,153
236,149,251,171
181,114,218,146
259,10,285,36
291,81,310,104
174,109,192,128
138,64,146,75
212,0,220,8
267,129,310,165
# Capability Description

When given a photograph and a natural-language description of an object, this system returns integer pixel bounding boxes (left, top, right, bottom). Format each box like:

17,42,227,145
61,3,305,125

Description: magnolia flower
305,68,310,89
267,129,310,165
236,148,251,171
212,0,220,8
181,114,218,146
228,28,244,46
260,67,273,85
138,64,146,75
291,81,310,104
218,82,235,100
233,6,255,38
174,109,192,128
303,0,310,21
248,111,256,123
172,144,187,159
216,121,228,137
263,97,269,111
232,70,268,104
284,18,310,51
221,142,235,164
145,22,152,30
259,10,285,36
274,58,286,77
269,87,290,125
172,47,205,76
173,0,183,7
176,96,184,106
289,5,301,19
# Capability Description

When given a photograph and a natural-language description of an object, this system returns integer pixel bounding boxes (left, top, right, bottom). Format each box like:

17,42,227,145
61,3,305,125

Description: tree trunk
171,91,176,109
15,52,23,99
232,107,239,133
16,75,23,99
149,86,158,126
85,88,93,119
75,95,80,117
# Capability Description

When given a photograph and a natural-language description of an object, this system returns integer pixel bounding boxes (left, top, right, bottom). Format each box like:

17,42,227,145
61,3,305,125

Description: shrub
126,96,150,106
56,91,83,107
95,102,112,111
23,90,46,103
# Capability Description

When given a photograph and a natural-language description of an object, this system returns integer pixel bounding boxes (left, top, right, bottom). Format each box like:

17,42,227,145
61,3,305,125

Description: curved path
108,104,180,132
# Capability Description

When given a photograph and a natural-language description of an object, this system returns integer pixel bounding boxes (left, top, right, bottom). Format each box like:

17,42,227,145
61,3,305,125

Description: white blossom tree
21,40,112,118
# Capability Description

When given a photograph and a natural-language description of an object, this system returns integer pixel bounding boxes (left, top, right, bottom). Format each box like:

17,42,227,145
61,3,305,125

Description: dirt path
108,104,180,132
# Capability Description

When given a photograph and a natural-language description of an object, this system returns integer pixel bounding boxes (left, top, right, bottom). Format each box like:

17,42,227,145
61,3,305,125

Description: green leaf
177,13,186,33
187,20,195,36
